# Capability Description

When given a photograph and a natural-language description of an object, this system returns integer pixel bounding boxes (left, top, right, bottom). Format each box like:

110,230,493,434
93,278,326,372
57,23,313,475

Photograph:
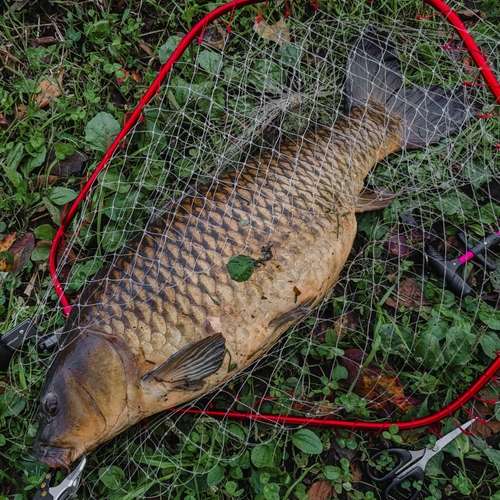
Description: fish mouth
34,443,72,471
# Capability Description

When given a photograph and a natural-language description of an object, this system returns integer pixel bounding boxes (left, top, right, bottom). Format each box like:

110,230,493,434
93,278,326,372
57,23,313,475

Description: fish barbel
35,31,474,469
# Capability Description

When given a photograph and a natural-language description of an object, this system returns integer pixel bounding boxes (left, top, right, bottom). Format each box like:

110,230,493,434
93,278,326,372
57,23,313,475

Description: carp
35,31,474,469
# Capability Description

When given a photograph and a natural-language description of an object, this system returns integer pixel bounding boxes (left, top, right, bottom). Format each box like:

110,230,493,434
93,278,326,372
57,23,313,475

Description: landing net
13,0,500,498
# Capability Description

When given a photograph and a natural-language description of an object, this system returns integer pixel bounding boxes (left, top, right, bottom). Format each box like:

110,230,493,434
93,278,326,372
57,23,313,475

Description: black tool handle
366,448,413,482
384,466,425,500
425,245,472,297
33,470,55,500
458,232,498,272
0,343,13,372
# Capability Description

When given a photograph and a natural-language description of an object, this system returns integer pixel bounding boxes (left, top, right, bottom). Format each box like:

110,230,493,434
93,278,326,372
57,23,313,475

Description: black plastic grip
0,342,14,372
458,232,499,272
425,245,472,297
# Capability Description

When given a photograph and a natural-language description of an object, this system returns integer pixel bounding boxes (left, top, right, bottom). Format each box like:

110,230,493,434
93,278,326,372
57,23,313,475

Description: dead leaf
340,349,420,414
385,278,433,309
0,233,34,274
139,41,153,56
0,233,17,254
31,36,62,47
16,104,27,119
456,8,487,26
116,68,142,86
470,388,500,439
201,25,226,51
253,17,290,46
33,69,64,109
0,114,11,128
351,463,363,483
50,150,88,177
307,480,336,500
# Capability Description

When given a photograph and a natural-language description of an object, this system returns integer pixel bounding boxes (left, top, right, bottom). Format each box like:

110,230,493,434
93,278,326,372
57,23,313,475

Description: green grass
1,0,500,498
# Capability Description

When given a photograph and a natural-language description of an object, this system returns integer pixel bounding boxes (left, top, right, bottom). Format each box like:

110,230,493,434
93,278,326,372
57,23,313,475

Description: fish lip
34,443,72,471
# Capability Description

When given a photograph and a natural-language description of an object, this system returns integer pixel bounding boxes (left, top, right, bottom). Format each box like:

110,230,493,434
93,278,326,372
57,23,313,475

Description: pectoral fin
354,187,396,213
268,306,311,329
143,333,226,389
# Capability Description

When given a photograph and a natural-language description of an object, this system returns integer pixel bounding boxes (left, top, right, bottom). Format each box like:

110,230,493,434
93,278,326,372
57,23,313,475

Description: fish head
35,329,131,469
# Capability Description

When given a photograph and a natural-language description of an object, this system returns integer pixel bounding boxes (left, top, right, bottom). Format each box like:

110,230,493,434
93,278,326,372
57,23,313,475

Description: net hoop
47,0,500,433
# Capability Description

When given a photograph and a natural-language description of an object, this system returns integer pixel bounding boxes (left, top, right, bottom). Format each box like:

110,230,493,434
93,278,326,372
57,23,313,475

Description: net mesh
12,0,500,498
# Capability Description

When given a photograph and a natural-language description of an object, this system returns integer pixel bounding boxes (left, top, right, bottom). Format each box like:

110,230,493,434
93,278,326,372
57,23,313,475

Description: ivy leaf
85,112,121,152
291,429,323,455
227,255,255,282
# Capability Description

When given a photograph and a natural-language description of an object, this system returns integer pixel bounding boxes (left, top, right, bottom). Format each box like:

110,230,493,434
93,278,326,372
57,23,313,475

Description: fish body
35,32,473,469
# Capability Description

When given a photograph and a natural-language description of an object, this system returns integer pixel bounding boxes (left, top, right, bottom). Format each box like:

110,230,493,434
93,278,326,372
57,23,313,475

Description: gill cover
35,329,129,467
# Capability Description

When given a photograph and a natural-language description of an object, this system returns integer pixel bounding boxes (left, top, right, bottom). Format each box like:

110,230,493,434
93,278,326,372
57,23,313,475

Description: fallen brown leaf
201,25,226,51
31,36,62,47
116,68,142,86
385,278,433,309
0,233,35,274
139,41,153,56
253,17,290,45
351,463,363,483
456,8,487,26
0,114,11,128
340,349,420,414
50,150,88,177
307,480,336,500
0,233,17,254
470,387,500,439
16,104,27,119
33,69,64,109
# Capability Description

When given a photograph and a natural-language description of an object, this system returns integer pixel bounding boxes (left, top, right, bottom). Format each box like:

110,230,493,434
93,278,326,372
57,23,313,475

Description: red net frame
48,0,500,432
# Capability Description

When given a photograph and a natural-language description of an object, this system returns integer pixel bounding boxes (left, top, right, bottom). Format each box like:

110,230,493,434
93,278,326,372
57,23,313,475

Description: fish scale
35,31,474,468
71,105,400,372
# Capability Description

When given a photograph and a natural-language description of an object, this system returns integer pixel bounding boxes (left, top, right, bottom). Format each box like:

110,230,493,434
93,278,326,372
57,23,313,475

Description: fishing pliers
33,455,86,500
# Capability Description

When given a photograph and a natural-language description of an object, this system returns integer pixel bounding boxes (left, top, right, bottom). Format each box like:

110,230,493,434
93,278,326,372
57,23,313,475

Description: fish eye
43,393,59,416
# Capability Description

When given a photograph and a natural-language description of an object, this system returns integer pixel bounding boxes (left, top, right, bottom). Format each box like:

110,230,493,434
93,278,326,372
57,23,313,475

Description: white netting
11,0,500,498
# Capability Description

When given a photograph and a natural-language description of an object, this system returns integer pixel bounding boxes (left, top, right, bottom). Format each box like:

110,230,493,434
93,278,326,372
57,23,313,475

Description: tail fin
346,30,477,150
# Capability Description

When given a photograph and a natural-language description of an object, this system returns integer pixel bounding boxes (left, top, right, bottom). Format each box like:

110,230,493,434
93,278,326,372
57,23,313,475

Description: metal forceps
33,455,87,500
366,420,474,500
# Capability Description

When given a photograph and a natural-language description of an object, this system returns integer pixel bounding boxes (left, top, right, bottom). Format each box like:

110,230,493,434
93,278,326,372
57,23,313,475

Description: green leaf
0,434,6,446
479,306,500,330
324,465,341,481
227,255,255,282
49,187,77,205
480,331,500,358
331,364,348,381
249,60,284,92
291,429,323,455
198,50,222,74
158,36,182,64
207,465,225,486
415,333,444,369
3,143,25,191
42,196,61,225
99,466,125,491
483,448,500,473
34,224,56,241
251,444,276,468
31,243,51,262
54,142,75,160
85,112,121,152
0,391,26,418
